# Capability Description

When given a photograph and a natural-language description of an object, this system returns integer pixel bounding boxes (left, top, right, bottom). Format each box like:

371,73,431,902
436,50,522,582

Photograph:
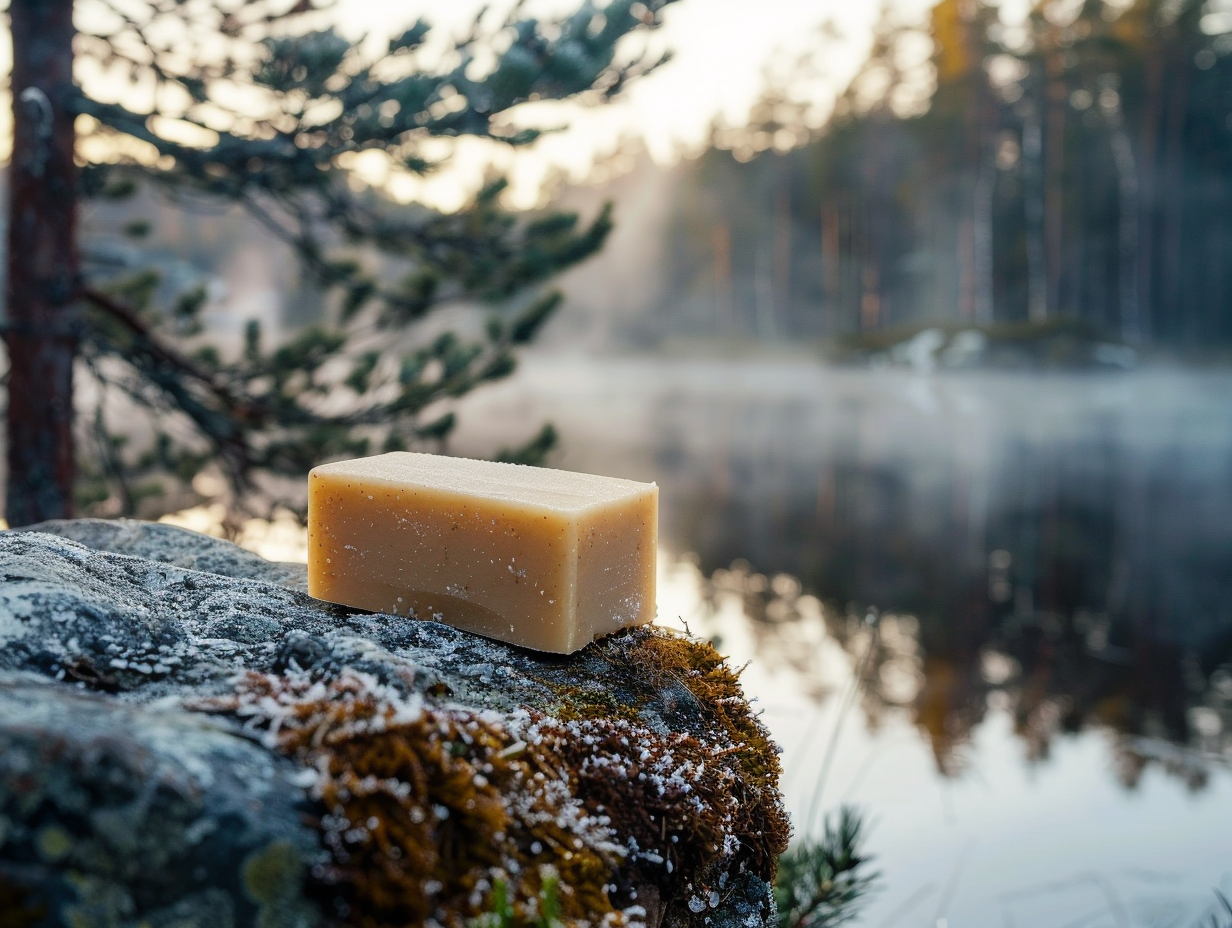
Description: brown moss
198,625,789,927
204,672,625,928
539,629,790,881
526,627,791,919
541,719,736,887
629,631,792,879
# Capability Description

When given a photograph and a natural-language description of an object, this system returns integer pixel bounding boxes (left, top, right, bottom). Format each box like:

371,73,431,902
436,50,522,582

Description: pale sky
336,0,910,152
0,0,943,209
333,0,939,208
17,0,1229,209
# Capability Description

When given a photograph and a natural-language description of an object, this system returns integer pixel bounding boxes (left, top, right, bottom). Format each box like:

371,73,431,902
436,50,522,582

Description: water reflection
454,358,1232,924
683,556,1232,793
658,552,1232,926
456,360,1232,782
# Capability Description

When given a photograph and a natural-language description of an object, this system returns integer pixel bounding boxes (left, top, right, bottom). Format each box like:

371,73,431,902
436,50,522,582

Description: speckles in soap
307,452,658,653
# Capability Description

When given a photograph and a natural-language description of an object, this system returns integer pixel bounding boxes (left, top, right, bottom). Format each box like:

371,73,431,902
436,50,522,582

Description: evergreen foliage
646,0,1232,351
5,0,678,522
773,807,877,928
1197,890,1232,928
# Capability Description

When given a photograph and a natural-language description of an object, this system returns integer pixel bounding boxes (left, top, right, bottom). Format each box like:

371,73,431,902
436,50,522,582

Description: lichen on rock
0,678,326,928
0,521,789,927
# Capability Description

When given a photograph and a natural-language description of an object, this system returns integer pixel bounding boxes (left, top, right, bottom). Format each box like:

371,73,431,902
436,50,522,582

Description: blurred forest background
4,0,1222,527
5,2,1232,922
583,0,1232,354
54,0,1232,423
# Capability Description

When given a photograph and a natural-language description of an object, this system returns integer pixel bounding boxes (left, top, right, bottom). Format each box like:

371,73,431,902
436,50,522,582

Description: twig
81,285,261,421
805,609,880,836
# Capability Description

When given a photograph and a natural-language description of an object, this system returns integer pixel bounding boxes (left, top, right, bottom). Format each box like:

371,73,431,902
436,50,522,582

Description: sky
329,0,939,208
335,0,913,153
0,0,946,209
12,0,1232,209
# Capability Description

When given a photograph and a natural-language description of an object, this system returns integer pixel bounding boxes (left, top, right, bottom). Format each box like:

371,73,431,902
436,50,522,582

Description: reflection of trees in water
642,371,1232,790
691,559,1232,792
668,432,1232,644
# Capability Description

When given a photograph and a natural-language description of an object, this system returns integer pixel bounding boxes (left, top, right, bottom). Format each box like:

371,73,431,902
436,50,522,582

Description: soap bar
307,452,658,653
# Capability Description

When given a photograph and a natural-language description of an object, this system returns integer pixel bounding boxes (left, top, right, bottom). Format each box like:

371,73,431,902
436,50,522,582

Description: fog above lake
456,355,1232,642
454,354,1232,925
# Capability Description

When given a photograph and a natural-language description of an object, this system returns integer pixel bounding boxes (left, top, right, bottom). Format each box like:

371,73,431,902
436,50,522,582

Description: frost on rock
0,522,788,928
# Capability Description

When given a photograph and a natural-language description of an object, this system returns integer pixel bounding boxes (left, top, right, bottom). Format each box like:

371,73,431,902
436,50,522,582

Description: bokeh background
5,0,1232,925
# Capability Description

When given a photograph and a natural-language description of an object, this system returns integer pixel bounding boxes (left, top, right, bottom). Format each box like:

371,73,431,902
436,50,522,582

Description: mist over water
461,357,1232,637
456,356,1232,925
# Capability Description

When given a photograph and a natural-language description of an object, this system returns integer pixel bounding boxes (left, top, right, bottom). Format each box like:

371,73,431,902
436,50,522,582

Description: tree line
3,0,677,526
647,0,1232,351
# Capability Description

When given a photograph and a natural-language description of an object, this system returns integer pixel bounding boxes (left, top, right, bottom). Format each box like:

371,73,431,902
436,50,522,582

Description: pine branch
40,0,680,519
80,286,260,492
774,807,878,928
81,286,262,422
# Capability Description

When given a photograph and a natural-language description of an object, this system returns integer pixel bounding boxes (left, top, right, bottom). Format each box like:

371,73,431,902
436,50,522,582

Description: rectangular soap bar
307,452,658,653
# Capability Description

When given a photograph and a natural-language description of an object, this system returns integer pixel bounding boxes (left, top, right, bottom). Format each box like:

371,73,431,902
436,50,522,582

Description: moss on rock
1,523,789,927
196,626,790,928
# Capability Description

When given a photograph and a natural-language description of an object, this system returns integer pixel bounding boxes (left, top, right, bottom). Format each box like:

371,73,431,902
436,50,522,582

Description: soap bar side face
574,489,658,649
308,471,577,651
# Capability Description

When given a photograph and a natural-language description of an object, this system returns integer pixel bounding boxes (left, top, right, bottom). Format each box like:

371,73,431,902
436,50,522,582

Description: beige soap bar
308,452,658,653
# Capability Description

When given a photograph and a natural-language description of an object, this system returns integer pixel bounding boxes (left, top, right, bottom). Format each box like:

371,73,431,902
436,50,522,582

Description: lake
450,355,1232,928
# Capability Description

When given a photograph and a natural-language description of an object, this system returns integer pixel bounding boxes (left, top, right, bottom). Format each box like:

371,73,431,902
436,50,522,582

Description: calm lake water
449,355,1232,928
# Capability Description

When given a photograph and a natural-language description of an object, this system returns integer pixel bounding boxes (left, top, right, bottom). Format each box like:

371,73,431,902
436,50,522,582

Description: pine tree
4,0,677,526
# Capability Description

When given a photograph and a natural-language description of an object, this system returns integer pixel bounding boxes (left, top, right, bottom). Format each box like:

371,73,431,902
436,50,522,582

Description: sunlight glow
331,0,940,208
0,0,936,206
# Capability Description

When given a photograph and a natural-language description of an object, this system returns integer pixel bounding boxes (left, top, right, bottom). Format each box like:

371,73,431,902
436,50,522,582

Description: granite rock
0,521,788,928
28,518,310,591
0,680,325,928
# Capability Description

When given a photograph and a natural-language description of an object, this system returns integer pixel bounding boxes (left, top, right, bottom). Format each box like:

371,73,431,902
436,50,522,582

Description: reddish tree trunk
5,0,79,525
1043,34,1067,321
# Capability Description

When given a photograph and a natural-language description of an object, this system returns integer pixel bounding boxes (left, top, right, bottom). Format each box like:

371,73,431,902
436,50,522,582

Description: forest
643,0,1232,352
8,0,1230,522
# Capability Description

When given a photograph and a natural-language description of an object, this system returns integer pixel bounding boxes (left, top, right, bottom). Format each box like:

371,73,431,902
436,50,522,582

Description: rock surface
0,520,788,928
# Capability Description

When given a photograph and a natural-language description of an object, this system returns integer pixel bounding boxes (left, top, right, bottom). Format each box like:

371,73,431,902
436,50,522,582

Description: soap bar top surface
311,452,650,513
307,452,658,653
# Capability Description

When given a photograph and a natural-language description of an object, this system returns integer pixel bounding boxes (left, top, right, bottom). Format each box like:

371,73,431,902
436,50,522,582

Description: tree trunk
711,221,733,336
773,185,791,332
1043,37,1067,321
1106,107,1141,344
821,207,840,337
972,143,995,325
1137,47,1162,344
1022,108,1048,323
4,0,79,526
1161,56,1188,346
